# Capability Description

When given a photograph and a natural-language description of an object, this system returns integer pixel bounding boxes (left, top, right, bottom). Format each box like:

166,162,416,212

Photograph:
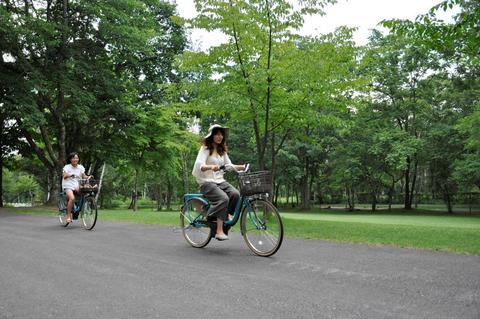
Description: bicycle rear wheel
81,197,97,230
58,193,68,227
241,199,283,257
180,198,212,248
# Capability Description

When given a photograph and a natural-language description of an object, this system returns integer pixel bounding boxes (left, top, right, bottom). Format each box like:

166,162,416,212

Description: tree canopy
1,0,478,212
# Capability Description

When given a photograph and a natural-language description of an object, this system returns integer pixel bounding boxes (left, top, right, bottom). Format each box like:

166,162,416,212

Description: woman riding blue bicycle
62,152,92,225
192,124,246,241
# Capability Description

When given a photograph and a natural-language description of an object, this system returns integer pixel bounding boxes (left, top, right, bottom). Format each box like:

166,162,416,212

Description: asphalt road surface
1,211,479,319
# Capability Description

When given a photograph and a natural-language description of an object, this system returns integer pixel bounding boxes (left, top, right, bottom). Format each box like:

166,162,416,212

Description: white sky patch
173,0,459,50
2,53,15,62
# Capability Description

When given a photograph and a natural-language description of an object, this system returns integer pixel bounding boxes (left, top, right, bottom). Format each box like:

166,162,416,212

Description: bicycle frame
181,174,282,256
59,191,89,217
182,193,252,228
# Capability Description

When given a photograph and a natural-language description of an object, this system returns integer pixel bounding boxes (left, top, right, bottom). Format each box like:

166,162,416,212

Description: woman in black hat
192,124,246,240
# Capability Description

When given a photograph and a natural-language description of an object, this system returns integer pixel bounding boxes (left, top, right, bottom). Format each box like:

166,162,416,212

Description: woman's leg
65,190,75,222
218,182,240,216
200,182,229,237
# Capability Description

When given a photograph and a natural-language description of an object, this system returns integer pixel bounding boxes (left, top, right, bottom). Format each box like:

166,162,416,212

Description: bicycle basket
79,179,99,193
238,171,272,196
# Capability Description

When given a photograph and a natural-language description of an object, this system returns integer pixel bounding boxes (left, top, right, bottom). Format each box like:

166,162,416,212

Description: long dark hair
67,152,80,164
203,127,228,156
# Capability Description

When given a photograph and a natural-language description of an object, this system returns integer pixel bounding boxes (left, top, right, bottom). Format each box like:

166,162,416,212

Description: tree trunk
371,193,377,212
274,182,280,207
441,185,454,214
404,156,412,209
300,152,310,209
300,176,310,209
388,185,394,211
129,169,138,211
286,184,290,205
295,189,298,207
182,152,189,194
50,169,61,205
309,170,315,206
0,153,3,208
153,181,162,211
166,176,173,211
444,191,453,214
409,156,418,209
346,187,355,211
129,190,137,211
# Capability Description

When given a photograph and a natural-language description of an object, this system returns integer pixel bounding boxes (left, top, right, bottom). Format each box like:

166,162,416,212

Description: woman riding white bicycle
62,152,92,225
192,124,246,241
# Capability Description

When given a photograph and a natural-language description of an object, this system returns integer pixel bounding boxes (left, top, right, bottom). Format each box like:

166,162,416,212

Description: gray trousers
200,181,240,220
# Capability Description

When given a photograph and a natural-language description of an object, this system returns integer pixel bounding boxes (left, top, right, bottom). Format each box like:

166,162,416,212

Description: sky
174,0,458,50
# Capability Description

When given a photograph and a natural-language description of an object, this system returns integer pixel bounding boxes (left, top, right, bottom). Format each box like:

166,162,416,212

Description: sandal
215,233,229,241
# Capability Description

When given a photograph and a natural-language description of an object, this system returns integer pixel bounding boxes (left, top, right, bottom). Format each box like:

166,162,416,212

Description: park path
0,211,479,319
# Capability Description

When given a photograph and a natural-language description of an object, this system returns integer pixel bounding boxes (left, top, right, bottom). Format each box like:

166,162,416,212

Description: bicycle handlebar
219,163,250,174
70,174,93,180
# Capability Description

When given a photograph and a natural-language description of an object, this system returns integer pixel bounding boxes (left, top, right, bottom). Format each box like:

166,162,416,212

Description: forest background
1,0,479,214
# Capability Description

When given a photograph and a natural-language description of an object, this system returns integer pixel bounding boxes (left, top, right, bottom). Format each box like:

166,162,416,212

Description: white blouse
62,164,85,190
192,146,233,185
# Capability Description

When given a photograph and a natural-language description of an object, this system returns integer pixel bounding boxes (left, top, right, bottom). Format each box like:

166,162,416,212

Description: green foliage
2,168,42,203
0,0,186,203
177,0,341,170
454,105,480,189
2,0,479,214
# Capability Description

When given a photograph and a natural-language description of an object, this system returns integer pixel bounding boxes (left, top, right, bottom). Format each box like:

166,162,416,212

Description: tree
454,105,480,190
363,30,438,209
117,107,187,211
0,0,185,203
178,0,336,171
0,107,22,207
383,0,480,210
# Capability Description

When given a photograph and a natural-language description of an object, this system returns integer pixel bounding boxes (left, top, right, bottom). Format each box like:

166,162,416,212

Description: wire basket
238,171,272,196
79,179,99,193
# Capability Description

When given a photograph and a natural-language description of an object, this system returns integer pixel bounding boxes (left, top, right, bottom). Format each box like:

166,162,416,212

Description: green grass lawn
5,206,480,255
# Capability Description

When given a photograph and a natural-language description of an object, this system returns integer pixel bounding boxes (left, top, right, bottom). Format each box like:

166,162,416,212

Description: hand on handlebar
220,163,250,173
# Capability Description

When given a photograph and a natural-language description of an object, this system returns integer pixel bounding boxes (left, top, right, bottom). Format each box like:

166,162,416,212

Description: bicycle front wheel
81,197,97,230
180,198,212,248
58,193,68,227
241,199,283,257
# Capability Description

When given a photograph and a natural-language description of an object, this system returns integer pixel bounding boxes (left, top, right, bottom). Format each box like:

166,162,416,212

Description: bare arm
201,164,220,172
224,153,245,171
195,147,220,172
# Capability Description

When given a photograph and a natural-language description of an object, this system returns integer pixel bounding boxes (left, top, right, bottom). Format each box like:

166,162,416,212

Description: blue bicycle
58,178,98,230
180,165,283,257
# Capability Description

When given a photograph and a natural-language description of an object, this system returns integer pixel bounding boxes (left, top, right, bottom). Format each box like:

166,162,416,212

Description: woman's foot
215,233,229,241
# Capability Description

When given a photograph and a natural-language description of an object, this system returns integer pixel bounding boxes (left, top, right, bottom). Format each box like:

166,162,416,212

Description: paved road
0,211,479,319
